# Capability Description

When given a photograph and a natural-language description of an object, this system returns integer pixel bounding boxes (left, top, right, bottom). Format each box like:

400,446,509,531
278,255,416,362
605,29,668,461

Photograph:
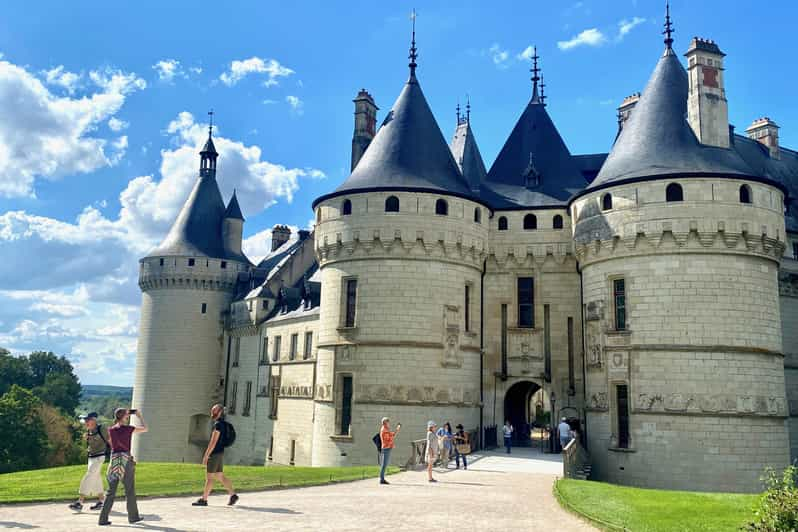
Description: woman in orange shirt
379,417,400,484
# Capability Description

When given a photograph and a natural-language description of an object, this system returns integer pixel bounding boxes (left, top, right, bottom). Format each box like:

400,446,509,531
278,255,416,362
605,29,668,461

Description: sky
1,0,796,387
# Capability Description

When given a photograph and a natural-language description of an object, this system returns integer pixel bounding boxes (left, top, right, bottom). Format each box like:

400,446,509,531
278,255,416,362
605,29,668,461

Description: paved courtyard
0,449,594,531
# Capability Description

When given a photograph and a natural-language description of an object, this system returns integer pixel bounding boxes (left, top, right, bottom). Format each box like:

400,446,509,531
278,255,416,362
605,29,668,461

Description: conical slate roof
482,98,587,208
201,135,217,156
224,190,244,220
313,76,476,207
585,47,758,194
450,120,487,192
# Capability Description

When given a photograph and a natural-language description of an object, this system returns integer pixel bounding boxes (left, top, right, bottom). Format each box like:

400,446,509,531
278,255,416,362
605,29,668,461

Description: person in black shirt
192,404,238,507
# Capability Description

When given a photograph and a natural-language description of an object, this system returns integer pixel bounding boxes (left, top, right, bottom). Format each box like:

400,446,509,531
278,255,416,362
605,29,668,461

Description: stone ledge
329,435,353,443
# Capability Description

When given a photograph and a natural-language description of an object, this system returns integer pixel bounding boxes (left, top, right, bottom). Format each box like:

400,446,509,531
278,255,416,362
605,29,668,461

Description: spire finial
408,9,418,78
208,109,214,138
456,99,461,124
540,75,546,105
663,1,674,50
466,94,471,123
530,46,541,102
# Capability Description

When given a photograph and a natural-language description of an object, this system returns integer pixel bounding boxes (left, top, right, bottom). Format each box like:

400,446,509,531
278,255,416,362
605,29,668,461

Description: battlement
138,255,246,292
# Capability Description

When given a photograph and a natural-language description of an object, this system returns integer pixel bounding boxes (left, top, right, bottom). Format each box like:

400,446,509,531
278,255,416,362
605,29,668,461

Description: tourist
378,417,400,484
192,404,239,507
503,420,514,454
68,412,109,512
98,408,148,526
436,422,453,468
453,424,469,470
558,417,573,451
425,421,439,483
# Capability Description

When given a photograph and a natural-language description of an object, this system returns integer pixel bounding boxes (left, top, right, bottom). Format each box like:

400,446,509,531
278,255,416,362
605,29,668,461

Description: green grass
0,463,399,504
555,478,758,532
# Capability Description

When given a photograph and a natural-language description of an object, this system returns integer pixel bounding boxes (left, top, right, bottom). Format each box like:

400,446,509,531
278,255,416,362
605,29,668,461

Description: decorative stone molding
442,304,462,368
279,384,314,399
585,322,603,369
354,383,478,407
635,392,787,417
139,273,239,292
586,392,608,411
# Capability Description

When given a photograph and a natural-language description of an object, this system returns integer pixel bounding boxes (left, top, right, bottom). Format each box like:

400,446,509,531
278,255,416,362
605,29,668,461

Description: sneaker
428,479,437,483
98,521,111,526
227,494,239,506
68,501,83,511
380,479,390,485
192,498,208,507
89,501,103,511
129,517,143,524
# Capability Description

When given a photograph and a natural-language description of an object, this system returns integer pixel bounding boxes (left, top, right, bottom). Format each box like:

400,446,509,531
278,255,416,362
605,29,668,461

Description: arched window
602,193,613,211
342,199,352,215
385,195,400,212
666,183,683,202
435,198,448,216
474,207,482,224
553,215,563,229
498,216,508,231
739,184,752,204
523,214,537,230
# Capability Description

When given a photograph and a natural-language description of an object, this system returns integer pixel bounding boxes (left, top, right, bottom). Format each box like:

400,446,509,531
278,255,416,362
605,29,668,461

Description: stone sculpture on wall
635,392,786,416
442,304,462,368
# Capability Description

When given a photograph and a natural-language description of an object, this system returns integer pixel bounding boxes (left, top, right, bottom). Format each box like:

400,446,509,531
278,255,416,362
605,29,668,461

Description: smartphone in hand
129,409,138,414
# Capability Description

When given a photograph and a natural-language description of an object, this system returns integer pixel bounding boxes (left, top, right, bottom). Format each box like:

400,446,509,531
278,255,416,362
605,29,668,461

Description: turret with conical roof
450,98,487,192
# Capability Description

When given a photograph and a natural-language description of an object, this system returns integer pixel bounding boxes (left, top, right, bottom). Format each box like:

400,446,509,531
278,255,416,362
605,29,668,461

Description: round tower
132,126,251,462
310,29,489,466
571,15,789,492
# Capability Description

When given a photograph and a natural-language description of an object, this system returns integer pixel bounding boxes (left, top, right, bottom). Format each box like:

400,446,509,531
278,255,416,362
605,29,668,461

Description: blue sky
1,0,796,386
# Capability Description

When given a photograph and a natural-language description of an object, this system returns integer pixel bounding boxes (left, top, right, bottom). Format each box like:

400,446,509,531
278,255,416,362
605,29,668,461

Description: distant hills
79,385,133,419
82,384,133,398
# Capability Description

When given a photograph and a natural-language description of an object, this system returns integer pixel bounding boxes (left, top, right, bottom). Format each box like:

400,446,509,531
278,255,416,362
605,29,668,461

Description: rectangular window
273,336,281,362
233,337,240,367
500,304,508,377
220,260,227,269
260,337,269,365
617,384,630,449
243,381,252,416
517,277,534,328
289,333,298,360
793,242,798,260
268,436,274,461
339,375,353,436
344,279,358,327
303,331,313,359
229,381,238,414
289,440,296,466
201,303,207,314
262,299,268,310
188,258,195,266
464,284,471,333
614,279,626,331
567,317,575,396
159,258,165,266
269,374,280,419
543,304,551,382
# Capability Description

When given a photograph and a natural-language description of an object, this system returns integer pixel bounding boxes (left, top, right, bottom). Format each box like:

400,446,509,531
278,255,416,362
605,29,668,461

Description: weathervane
409,9,418,77
208,109,214,138
466,94,471,123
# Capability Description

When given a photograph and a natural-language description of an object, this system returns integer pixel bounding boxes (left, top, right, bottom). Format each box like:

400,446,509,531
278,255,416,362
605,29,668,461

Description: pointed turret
224,189,245,220
313,11,474,208
200,110,218,179
222,190,246,261
450,98,487,192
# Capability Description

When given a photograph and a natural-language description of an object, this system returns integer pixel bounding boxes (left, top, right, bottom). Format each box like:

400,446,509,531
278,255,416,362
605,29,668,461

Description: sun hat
427,420,436,429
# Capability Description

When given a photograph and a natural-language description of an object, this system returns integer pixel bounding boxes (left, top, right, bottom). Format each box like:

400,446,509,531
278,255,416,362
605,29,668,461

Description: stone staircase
562,438,592,480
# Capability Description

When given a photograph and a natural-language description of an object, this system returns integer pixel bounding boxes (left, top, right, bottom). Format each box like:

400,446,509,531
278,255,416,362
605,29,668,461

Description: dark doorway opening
503,380,541,447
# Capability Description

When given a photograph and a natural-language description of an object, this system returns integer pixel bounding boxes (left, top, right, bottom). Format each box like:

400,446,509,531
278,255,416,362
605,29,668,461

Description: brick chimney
351,89,378,171
617,93,640,133
745,117,780,159
271,224,291,251
685,37,730,148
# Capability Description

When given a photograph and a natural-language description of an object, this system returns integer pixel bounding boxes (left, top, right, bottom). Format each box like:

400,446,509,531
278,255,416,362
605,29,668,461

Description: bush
0,385,48,473
746,465,798,531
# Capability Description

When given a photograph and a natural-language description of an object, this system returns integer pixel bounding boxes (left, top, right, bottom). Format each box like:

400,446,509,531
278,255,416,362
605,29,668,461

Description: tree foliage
0,351,81,414
0,385,48,473
746,466,798,531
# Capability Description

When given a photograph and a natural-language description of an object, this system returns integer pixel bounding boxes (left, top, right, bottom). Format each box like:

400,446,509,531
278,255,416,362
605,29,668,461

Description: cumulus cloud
43,66,81,94
0,59,145,198
557,28,607,50
108,117,129,131
617,17,646,39
152,59,183,82
219,57,294,87
285,95,304,115
516,46,536,61
488,44,510,68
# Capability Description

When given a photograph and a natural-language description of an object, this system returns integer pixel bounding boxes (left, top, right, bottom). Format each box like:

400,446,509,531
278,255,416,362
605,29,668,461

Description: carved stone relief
587,392,608,410
586,321,603,368
442,304,462,368
586,299,604,321
354,383,477,406
635,392,786,416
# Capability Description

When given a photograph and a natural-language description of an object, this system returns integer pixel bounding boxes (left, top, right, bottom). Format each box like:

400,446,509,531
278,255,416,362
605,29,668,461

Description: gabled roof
583,48,765,196
224,190,244,220
450,120,487,192
313,75,477,208
482,98,587,209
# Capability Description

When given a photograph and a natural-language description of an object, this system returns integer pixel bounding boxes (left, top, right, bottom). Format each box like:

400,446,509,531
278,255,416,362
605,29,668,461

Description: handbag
456,443,471,455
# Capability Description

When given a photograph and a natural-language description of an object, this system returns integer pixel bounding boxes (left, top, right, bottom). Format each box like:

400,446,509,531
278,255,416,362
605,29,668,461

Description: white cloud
43,66,81,94
285,95,304,115
0,59,145,198
108,117,129,131
488,44,510,68
219,57,294,87
617,17,646,39
557,28,607,50
517,46,536,61
188,66,203,75
152,59,183,82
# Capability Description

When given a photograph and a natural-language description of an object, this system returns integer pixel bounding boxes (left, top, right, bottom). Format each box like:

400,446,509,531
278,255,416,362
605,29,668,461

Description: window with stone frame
739,184,752,204
616,383,630,449
523,214,537,230
232,337,241,367
229,381,238,414
474,207,482,224
498,216,508,231
242,381,252,416
553,215,563,229
517,277,534,328
613,278,626,331
464,283,471,333
289,333,298,360
269,373,280,419
272,335,282,362
336,373,354,436
435,198,448,216
385,195,400,212
342,198,352,215
665,182,683,202
303,331,313,359
793,241,798,260
260,337,269,365
344,278,358,327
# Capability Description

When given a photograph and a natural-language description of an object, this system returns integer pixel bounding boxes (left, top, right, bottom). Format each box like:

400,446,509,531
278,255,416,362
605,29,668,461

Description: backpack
97,425,111,459
372,433,382,451
220,420,236,447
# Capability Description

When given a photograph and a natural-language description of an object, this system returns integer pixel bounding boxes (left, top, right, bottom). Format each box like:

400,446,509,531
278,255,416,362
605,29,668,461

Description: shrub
746,465,798,531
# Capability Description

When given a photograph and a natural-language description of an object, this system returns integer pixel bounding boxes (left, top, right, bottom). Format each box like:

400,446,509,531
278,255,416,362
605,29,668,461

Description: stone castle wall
780,257,798,462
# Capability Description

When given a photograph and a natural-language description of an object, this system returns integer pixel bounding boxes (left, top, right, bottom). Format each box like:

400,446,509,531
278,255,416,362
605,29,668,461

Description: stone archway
503,380,541,447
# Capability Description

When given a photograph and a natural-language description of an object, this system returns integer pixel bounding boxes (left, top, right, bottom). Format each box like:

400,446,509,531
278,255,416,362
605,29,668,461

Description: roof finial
408,9,418,79
530,46,541,103
663,1,674,50
466,94,471,123
540,75,546,106
208,109,214,139
456,99,461,125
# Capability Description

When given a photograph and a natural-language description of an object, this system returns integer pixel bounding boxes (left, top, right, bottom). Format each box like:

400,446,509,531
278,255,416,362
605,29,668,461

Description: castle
131,11,798,493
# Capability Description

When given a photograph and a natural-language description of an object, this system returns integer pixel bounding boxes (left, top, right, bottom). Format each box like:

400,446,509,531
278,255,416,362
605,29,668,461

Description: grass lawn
555,478,759,532
0,463,399,504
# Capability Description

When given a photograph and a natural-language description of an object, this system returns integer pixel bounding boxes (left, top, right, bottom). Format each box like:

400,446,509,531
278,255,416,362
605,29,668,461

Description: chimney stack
351,89,378,171
685,37,730,148
617,93,640,133
746,117,780,159
271,224,291,251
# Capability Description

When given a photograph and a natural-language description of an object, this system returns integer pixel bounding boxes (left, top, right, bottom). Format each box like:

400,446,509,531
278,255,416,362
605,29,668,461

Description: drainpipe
479,257,486,450
577,261,588,450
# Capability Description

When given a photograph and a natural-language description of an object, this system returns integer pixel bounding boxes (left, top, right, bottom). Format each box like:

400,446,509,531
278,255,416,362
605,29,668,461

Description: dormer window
435,199,448,216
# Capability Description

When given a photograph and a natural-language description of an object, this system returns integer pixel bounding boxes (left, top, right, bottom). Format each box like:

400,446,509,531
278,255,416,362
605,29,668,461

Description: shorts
207,452,224,474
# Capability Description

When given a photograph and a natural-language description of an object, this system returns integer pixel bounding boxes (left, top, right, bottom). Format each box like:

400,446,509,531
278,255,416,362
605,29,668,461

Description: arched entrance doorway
503,380,541,446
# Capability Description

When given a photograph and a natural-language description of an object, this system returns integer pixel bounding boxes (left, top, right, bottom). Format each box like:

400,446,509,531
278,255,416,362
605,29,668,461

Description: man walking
558,417,573,451
68,412,108,512
98,408,147,526
192,404,238,507
425,421,439,483
503,420,514,454
378,417,400,485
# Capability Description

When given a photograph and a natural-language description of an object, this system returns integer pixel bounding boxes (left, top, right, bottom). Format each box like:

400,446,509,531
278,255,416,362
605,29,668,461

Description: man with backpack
68,412,109,512
192,403,238,507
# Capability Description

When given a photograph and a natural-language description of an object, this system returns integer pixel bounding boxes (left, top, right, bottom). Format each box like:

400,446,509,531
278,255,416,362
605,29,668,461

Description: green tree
0,385,48,473
34,372,82,415
0,351,33,396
